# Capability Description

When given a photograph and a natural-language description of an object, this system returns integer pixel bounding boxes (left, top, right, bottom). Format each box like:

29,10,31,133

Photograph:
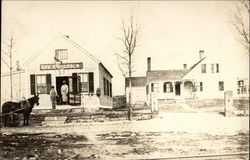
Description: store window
78,72,94,93
30,74,51,95
103,77,112,96
79,73,89,92
163,82,173,93
55,49,68,60
36,75,47,94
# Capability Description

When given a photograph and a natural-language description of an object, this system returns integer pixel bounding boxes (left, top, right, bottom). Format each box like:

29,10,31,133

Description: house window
163,82,173,93
238,80,248,94
154,83,159,93
79,73,89,92
151,83,154,92
36,75,47,94
194,82,203,92
201,64,206,73
55,49,68,60
211,63,219,73
211,64,215,73
219,81,224,91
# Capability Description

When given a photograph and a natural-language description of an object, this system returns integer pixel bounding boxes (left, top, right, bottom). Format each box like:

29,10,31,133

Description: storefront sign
40,62,83,70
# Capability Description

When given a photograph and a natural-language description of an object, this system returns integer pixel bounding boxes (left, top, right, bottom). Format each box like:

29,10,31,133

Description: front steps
12,108,156,127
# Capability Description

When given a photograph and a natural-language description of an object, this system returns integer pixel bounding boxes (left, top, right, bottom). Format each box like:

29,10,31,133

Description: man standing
61,80,69,105
50,86,57,109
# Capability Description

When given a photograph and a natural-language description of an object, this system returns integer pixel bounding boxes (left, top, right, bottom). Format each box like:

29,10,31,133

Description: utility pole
9,36,13,101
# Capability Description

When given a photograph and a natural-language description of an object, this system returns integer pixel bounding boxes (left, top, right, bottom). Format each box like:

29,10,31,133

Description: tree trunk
128,54,132,120
128,79,132,120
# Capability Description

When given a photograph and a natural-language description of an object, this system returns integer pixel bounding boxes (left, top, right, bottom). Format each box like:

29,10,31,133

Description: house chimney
199,50,205,60
147,57,151,71
183,64,187,70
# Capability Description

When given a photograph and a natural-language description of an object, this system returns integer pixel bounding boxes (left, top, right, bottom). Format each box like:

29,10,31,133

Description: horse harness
0,99,32,118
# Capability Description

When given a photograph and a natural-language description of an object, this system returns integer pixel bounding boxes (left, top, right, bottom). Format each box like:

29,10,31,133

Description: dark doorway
175,82,181,96
56,76,69,105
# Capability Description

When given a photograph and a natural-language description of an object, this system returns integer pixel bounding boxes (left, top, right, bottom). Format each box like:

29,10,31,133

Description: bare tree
115,10,141,120
228,0,249,54
1,31,16,101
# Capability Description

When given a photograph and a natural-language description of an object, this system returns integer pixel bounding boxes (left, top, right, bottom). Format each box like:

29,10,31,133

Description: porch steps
42,116,68,126
14,109,156,127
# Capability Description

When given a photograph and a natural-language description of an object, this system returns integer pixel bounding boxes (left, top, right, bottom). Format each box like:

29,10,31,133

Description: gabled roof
125,76,147,87
99,62,113,78
147,70,186,82
23,34,112,78
181,57,206,78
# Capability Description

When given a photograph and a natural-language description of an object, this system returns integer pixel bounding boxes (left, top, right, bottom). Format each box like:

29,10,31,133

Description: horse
1,94,39,127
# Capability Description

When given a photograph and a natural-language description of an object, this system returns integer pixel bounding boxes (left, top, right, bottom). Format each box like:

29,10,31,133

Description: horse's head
33,94,40,106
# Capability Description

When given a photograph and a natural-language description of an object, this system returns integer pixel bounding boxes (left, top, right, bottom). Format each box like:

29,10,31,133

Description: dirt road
0,113,249,160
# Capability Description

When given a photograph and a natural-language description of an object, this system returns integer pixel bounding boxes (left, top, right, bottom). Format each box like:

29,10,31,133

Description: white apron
61,84,68,102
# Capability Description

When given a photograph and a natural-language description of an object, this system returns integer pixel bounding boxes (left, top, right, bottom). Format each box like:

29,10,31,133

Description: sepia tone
1,1,249,160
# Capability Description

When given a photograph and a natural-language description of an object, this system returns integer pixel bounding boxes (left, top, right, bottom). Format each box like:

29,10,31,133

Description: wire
1,57,10,68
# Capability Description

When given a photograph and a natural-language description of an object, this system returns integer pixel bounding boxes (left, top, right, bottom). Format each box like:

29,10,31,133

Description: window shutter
30,74,36,95
163,83,166,93
110,83,112,97
216,64,219,73
146,85,148,95
88,72,94,93
200,82,203,91
72,73,78,93
107,81,110,96
103,78,106,95
46,74,52,94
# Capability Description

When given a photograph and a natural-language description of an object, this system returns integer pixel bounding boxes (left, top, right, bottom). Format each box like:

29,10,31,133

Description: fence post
224,91,233,117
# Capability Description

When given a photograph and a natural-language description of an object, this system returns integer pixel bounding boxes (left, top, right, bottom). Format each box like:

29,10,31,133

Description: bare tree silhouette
228,0,249,54
115,10,141,120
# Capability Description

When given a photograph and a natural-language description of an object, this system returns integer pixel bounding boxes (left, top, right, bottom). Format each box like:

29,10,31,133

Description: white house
1,35,113,110
125,50,249,105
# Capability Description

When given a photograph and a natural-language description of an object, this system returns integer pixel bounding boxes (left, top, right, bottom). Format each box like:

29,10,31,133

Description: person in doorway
61,80,69,105
50,86,57,109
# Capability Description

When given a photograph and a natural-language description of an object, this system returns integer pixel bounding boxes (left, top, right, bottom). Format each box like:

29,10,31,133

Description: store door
56,76,69,105
68,74,81,106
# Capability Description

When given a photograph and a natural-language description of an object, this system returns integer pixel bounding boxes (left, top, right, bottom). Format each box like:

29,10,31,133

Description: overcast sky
2,1,249,95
